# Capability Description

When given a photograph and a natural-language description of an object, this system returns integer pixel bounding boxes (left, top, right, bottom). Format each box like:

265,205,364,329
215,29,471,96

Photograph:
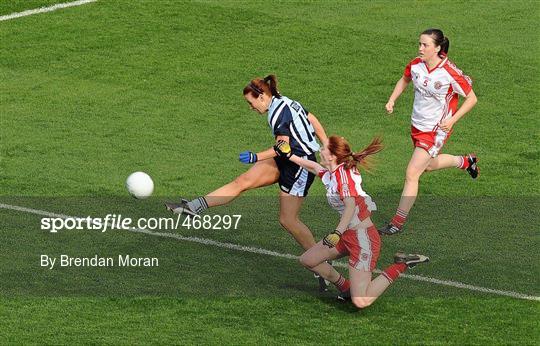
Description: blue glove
239,151,258,164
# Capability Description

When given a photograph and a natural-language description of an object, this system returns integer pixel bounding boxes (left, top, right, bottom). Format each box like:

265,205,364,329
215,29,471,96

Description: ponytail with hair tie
264,74,281,98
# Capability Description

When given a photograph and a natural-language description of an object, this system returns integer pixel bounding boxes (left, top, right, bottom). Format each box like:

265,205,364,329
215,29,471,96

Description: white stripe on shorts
428,129,448,158
289,164,309,196
355,228,372,271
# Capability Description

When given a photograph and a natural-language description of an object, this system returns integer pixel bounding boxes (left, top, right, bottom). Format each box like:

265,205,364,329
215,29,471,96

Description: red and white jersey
404,57,473,132
318,163,376,229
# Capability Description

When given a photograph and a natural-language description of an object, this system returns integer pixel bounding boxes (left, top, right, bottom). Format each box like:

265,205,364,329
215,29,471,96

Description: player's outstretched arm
289,155,323,175
307,113,328,146
256,147,279,161
255,135,291,161
386,76,411,114
273,140,323,174
239,147,278,164
239,136,290,164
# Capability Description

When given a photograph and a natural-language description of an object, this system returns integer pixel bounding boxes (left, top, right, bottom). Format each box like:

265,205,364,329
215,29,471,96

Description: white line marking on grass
0,0,97,22
1,202,539,302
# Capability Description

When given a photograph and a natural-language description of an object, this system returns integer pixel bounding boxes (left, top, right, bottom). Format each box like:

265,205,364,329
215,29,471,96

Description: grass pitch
0,0,539,344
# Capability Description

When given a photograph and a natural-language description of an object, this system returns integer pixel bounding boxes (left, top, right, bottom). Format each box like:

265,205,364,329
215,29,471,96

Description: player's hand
385,100,395,114
438,118,455,133
273,140,292,159
239,151,258,164
322,230,342,248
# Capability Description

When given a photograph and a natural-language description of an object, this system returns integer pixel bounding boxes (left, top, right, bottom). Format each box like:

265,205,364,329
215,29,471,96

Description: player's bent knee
352,297,373,309
405,169,422,182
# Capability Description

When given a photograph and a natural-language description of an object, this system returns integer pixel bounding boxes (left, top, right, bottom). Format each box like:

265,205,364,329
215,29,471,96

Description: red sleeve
404,57,422,79
444,63,472,96
335,167,359,200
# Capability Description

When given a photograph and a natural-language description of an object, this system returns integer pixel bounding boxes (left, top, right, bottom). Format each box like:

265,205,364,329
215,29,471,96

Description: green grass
0,0,539,344
0,0,65,16
1,297,537,344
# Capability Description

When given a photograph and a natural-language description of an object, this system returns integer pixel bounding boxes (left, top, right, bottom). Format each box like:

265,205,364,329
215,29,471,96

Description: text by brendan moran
41,254,159,269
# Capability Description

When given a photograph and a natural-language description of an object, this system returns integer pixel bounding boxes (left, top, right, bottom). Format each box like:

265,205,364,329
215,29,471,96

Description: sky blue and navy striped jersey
267,96,320,156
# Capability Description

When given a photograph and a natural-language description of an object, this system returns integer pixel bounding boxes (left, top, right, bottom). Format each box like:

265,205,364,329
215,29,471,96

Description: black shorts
274,153,316,197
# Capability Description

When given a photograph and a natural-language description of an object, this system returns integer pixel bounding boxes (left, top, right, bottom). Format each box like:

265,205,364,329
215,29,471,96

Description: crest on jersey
434,81,442,90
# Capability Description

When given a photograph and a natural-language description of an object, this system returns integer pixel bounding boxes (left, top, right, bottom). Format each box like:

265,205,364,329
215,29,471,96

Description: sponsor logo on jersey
290,101,301,112
434,81,442,89
414,84,438,98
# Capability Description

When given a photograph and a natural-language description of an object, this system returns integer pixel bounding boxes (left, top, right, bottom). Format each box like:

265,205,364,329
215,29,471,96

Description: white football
126,172,154,199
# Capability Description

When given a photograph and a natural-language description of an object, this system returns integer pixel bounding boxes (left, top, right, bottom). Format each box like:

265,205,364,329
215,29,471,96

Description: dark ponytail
263,74,281,98
421,28,450,57
243,74,282,98
440,36,450,56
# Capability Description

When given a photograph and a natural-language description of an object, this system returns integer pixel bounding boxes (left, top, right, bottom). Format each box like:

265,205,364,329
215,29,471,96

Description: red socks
391,208,408,228
382,263,408,283
458,155,470,169
334,275,350,292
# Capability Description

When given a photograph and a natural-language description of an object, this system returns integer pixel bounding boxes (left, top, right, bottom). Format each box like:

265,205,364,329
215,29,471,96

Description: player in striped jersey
274,136,429,308
166,75,329,272
380,29,479,235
